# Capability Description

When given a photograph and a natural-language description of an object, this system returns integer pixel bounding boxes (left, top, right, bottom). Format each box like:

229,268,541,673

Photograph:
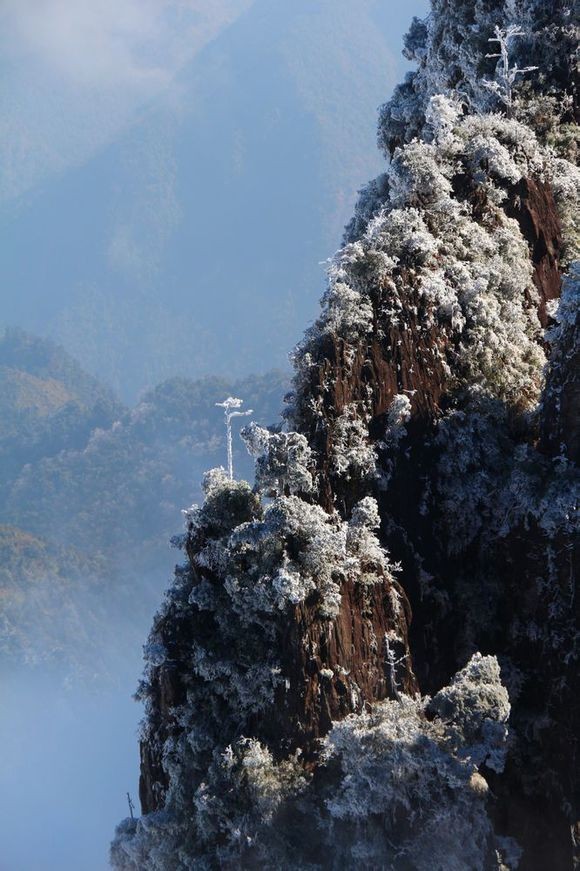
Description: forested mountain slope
112,1,579,869
0,331,287,677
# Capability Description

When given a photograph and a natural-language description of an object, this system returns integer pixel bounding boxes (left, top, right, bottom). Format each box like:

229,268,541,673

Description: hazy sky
0,0,253,86
0,0,253,200
0,0,430,205
1,0,431,401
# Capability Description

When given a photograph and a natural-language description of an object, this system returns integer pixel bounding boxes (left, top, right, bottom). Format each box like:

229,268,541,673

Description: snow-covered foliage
113,650,512,870
241,422,315,496
428,653,510,773
191,739,308,865
186,469,391,629
434,400,514,553
318,278,375,340
330,403,377,483
435,391,579,546
550,161,580,265
378,0,578,155
546,262,580,349
111,450,402,867
377,394,414,488
429,392,579,695
183,466,261,540
111,814,180,871
384,393,412,445
345,496,391,581
323,653,511,870
483,26,538,109
224,493,393,620
293,108,553,423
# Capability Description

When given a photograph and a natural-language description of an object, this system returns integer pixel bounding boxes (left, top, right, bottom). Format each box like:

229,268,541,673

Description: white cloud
0,0,253,202
1,0,252,87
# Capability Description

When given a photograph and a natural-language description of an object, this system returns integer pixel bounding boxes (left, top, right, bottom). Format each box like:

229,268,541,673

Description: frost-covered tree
241,422,315,497
377,0,578,156
324,654,512,870
113,639,513,868
483,25,538,109
215,396,253,479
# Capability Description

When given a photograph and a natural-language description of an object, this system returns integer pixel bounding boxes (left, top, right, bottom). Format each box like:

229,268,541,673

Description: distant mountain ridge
1,0,427,400
0,327,119,413
0,331,288,678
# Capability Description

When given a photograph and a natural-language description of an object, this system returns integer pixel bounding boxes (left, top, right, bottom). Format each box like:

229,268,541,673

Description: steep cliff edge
112,2,579,868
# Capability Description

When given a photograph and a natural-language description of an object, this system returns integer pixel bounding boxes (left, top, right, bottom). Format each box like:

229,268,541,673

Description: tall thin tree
215,397,253,479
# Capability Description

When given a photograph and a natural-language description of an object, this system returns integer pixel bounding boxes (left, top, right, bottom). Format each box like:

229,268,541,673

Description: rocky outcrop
132,165,577,869
116,3,579,869
139,552,417,814
272,575,417,754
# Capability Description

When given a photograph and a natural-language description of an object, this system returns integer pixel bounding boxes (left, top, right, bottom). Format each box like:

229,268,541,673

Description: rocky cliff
112,2,579,868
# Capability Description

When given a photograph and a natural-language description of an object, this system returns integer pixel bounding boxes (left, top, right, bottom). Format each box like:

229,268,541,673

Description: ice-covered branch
484,25,537,108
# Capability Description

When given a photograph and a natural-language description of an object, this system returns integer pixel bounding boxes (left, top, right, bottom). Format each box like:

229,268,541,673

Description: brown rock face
506,176,563,326
296,285,453,516
297,174,564,504
270,576,417,757
292,174,577,868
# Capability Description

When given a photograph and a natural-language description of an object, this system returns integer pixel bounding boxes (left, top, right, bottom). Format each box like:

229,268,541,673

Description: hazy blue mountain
0,0,255,204
0,328,122,483
3,370,288,571
1,0,428,401
0,328,120,418
0,333,287,675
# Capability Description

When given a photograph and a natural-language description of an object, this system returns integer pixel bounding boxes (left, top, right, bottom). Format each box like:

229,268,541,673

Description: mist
0,669,141,871
0,558,166,871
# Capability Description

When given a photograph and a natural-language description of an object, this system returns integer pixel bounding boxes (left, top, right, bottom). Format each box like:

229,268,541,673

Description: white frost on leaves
378,1,577,153
330,404,377,483
425,93,463,140
345,496,391,582
241,422,315,496
193,738,307,853
550,162,580,265
546,263,580,346
318,279,375,340
113,653,512,871
294,110,553,424
499,448,579,540
483,25,538,109
112,470,399,869
323,653,512,870
436,396,579,553
384,393,412,446
428,653,511,773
